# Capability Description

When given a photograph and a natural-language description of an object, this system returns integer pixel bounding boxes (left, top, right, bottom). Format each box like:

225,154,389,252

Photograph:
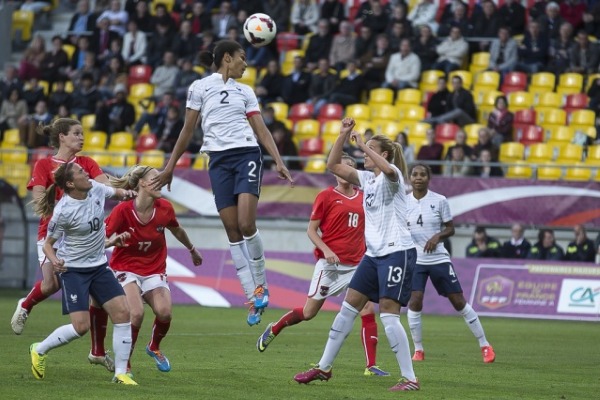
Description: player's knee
449,294,466,311
129,310,144,327
303,309,316,320
155,308,172,322
40,279,60,296
238,221,256,237
73,320,90,336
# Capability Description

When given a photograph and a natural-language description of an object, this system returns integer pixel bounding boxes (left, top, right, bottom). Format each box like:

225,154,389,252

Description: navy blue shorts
208,146,263,211
349,248,417,307
411,262,463,296
59,263,125,315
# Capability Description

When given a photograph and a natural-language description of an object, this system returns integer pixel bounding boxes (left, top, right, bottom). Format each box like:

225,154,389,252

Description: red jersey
106,198,180,276
310,187,366,265
27,155,104,240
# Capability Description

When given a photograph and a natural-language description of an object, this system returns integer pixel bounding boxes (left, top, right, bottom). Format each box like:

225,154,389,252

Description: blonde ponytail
370,134,408,181
109,165,153,190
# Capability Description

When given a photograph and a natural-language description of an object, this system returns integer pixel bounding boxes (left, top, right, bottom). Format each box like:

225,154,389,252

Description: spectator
583,4,600,37
0,65,23,102
156,105,185,153
443,145,471,176
329,20,356,71
39,36,69,86
431,26,469,75
537,2,564,40
395,131,415,164
416,127,444,174
470,148,503,177
559,0,586,30
529,0,549,22
445,129,474,160
69,52,100,88
320,0,346,34
153,3,176,32
281,56,311,106
487,95,514,145
547,22,574,76
407,0,438,34
133,92,179,136
412,24,439,72
68,35,92,73
569,30,600,75
305,19,334,71
354,26,375,66
185,2,212,35
588,76,600,113
424,75,476,127
70,73,101,118
353,0,392,28
121,20,147,66
0,89,28,138
308,58,337,108
97,56,127,100
387,4,412,38
100,37,124,70
48,80,72,115
502,223,531,258
97,0,129,37
470,0,502,52
565,225,596,262
261,106,277,130
263,0,290,34
92,17,121,65
150,51,179,98
438,2,471,38
146,22,175,68
290,0,319,35
18,34,46,81
362,0,390,35
128,1,154,33
439,0,468,24
516,21,549,74
172,20,199,63
245,38,278,70
264,121,302,170
68,0,97,36
315,60,365,108
384,39,421,90
498,0,526,36
387,21,412,53
21,78,46,114
360,34,392,90
18,100,53,147
466,226,502,258
528,229,564,260
255,60,285,105
472,127,499,160
173,60,202,102
488,26,518,75
427,77,450,118
198,30,216,53
94,83,135,135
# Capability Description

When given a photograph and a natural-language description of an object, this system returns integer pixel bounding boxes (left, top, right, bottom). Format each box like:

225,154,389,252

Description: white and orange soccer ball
243,13,277,48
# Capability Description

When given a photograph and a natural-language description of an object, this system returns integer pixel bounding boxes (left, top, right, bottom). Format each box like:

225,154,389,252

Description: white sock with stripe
244,230,267,289
381,313,416,381
37,324,81,354
459,303,489,347
407,309,424,351
112,322,132,376
230,241,256,300
318,301,359,370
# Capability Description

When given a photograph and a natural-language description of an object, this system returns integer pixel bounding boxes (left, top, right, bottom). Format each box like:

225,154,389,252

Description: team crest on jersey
48,221,56,233
156,225,165,233
160,273,168,282
96,200,100,206
319,285,330,297
430,204,435,210
116,273,127,283
70,294,78,303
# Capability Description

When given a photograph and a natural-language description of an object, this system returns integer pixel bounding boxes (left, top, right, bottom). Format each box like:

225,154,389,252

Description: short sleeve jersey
186,73,261,152
310,187,366,266
357,165,414,257
106,198,180,276
48,180,115,268
407,190,452,265
28,156,104,240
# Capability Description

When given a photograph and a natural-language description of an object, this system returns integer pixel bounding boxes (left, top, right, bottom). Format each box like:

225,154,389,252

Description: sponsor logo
476,275,513,310
557,279,600,314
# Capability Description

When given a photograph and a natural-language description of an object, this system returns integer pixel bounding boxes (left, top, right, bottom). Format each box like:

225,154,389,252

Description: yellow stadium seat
281,62,294,75
570,125,597,139
586,73,600,91
151,0,175,13
193,65,205,76
81,114,96,131
303,155,327,173
345,104,371,120
463,124,485,143
37,80,50,96
401,122,431,140
62,44,76,61
267,102,289,121
371,120,401,140
370,104,398,121
368,88,394,105
536,108,566,127
128,83,154,102
84,149,112,167
556,144,584,163
508,91,534,112
283,49,305,64
83,131,107,150
546,126,574,145
192,153,210,170
0,163,31,197
479,90,504,107
397,105,425,121
419,70,445,92
339,68,362,79
293,119,320,141
563,163,593,181
109,150,137,168
526,143,554,164
529,72,556,94
556,73,584,96
108,132,134,151
499,142,525,163
353,119,373,135
569,109,596,126
139,150,165,168
321,120,342,136
238,66,257,87
469,52,490,74
473,72,500,95
396,88,422,106
0,145,28,164
587,145,600,162
505,161,533,179
281,118,293,131
52,80,74,93
536,92,563,108
322,133,338,152
448,70,473,90
11,10,34,42
2,129,21,147
536,163,563,180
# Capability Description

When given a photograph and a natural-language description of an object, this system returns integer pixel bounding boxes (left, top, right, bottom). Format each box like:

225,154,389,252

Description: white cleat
88,351,115,372
11,298,28,335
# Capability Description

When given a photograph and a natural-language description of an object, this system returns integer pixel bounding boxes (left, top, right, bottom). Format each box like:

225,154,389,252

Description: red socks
272,307,305,335
128,325,140,370
148,318,171,351
21,281,49,312
89,306,109,357
361,314,378,368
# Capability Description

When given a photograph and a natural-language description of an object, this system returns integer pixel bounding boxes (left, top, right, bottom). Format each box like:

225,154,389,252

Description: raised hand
340,117,355,137
151,168,174,192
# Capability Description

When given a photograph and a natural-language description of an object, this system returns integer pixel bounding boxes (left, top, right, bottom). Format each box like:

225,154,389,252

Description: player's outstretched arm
327,118,359,186
352,130,398,182
111,188,137,201
168,226,203,266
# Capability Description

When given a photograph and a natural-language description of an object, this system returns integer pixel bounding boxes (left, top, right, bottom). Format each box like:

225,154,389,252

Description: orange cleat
412,350,425,361
482,345,496,363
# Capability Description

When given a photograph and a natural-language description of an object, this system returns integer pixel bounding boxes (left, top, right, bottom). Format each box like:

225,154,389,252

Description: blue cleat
247,303,262,326
364,365,391,376
145,345,171,372
253,285,269,310
257,322,276,352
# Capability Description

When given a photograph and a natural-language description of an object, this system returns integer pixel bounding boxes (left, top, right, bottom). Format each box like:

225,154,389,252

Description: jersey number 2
219,91,229,104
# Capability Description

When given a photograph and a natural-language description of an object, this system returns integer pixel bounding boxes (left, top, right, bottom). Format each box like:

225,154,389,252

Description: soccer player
294,118,420,391
151,40,294,326
11,118,114,371
29,162,138,384
106,165,203,375
406,163,495,363
257,154,389,377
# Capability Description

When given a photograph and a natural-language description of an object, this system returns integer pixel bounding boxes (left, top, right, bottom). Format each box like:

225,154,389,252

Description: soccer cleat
88,351,115,372
11,298,28,335
253,285,269,310
257,322,276,352
146,345,171,372
412,350,425,361
389,377,420,391
482,345,496,363
364,365,391,376
30,343,47,380
246,303,262,326
112,373,138,385
294,366,332,384
126,369,134,379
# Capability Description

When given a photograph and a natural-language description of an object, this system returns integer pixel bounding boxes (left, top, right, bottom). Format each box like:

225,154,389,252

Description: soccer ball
243,13,277,48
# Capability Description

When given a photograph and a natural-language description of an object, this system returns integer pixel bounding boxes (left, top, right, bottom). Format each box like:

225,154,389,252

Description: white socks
37,324,81,354
460,303,489,347
112,322,132,376
407,309,423,351
244,230,267,289
229,241,256,300
318,301,359,370
381,313,416,381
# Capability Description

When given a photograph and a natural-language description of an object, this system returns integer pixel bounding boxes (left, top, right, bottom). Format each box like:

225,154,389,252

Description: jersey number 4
416,214,423,226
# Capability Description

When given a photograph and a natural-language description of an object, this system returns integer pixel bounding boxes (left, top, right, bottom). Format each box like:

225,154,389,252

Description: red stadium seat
317,103,343,124
288,103,314,123
501,72,528,94
518,125,545,146
31,147,52,165
128,65,153,86
299,137,324,157
514,109,537,125
563,93,590,114
135,134,158,152
435,123,460,143
277,32,300,52
175,152,193,169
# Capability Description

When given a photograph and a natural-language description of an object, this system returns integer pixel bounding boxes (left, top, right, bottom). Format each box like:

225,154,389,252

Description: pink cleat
294,366,332,384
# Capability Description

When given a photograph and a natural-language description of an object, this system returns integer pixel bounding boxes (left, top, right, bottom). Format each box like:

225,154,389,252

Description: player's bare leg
448,293,495,363
144,287,172,372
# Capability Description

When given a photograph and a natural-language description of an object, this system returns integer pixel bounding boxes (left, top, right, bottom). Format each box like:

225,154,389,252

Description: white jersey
186,72,261,152
407,190,452,265
357,165,414,257
47,180,115,269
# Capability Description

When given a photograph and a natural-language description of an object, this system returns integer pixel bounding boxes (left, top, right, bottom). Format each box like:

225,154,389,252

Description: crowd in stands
1,0,600,176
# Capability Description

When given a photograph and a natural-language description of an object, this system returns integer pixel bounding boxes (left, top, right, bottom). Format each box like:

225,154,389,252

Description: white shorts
307,259,357,301
113,270,170,295
37,238,61,266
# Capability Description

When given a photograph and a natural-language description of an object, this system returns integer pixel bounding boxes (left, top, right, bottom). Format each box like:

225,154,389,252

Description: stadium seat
508,91,534,112
139,150,165,168
83,131,107,150
0,162,31,197
293,119,320,141
128,65,153,86
476,90,503,122
536,92,563,109
0,145,28,164
192,153,210,170
31,147,52,164
109,150,137,168
499,142,525,163
563,163,593,181
501,72,527,93
107,132,134,151
518,125,544,145
586,145,600,163
151,0,175,13
536,163,563,180
38,80,50,96
419,70,445,93
317,103,343,123
61,44,76,61
321,133,338,152
2,129,20,147
277,32,300,52
397,105,425,121
303,155,327,173
321,120,342,136
395,88,422,106
51,81,74,93
238,66,257,87
11,10,34,42
556,144,583,163
435,123,460,143
526,143,554,163
514,109,537,126
175,152,193,169
586,73,600,91
368,88,394,105
353,119,373,135
345,104,371,120
370,104,398,121
283,49,305,65
84,149,111,167
128,83,154,103
299,137,324,156
556,73,584,96
469,52,490,74
135,134,158,152
546,126,574,146
288,103,314,123
81,114,96,132
536,108,566,127
447,70,472,89
401,122,431,140
505,161,533,179
528,72,556,94
266,102,289,121
563,93,589,113
371,120,401,140
473,71,500,91
569,109,596,127
463,124,485,143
